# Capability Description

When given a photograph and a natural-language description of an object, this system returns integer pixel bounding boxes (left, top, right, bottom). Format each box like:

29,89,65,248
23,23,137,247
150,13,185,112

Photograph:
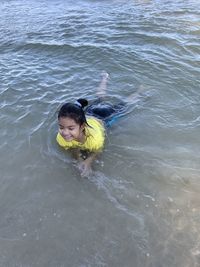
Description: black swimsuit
86,99,126,127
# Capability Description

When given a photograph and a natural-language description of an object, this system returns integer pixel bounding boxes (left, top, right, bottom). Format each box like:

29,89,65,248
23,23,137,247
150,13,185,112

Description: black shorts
86,98,126,127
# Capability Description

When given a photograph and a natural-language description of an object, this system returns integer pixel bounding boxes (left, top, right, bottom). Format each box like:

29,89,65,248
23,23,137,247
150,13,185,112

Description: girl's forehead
59,117,78,126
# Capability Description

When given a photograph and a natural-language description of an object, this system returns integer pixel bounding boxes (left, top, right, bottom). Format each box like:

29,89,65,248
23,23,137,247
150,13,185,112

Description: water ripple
1,1,200,266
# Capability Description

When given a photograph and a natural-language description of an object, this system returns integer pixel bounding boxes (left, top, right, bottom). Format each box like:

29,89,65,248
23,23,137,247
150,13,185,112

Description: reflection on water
0,0,200,266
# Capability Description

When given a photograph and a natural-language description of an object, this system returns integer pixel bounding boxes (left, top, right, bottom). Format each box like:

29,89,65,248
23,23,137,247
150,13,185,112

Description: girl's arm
70,148,81,160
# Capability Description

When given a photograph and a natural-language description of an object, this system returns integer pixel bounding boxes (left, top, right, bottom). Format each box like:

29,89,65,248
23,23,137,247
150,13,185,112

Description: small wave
89,171,145,227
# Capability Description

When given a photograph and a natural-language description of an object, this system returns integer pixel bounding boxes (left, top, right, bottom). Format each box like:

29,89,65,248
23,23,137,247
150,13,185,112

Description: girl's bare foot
101,71,109,80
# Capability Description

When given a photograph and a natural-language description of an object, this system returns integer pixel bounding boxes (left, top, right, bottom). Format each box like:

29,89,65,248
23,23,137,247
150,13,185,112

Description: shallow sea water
1,0,200,266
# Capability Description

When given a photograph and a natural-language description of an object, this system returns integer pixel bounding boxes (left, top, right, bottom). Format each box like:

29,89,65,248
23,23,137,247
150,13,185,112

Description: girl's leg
125,85,145,103
96,71,109,98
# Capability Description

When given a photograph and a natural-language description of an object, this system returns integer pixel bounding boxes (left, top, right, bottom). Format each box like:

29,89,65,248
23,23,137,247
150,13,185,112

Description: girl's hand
78,161,92,177
77,152,97,177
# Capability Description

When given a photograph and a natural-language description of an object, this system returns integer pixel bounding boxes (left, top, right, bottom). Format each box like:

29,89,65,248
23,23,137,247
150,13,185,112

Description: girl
57,72,142,176
56,98,106,177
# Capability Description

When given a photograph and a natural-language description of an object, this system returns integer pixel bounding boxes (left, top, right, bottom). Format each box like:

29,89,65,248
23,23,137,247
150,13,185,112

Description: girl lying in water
56,72,143,176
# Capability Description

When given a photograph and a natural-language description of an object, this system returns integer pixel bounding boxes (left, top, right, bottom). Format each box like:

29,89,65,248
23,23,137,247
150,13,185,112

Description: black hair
58,98,88,126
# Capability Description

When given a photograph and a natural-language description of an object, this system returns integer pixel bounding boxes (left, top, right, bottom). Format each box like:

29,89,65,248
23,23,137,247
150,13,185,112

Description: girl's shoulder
86,116,104,129
85,116,105,151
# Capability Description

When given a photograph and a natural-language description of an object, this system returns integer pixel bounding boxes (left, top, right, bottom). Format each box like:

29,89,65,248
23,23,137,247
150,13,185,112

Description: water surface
1,0,200,266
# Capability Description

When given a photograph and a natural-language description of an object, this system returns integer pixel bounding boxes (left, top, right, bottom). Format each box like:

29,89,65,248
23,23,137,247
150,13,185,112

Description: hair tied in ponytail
74,100,82,107
76,99,88,109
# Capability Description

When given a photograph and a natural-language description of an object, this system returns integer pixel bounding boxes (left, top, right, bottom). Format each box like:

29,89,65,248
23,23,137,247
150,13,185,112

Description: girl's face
58,117,85,142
